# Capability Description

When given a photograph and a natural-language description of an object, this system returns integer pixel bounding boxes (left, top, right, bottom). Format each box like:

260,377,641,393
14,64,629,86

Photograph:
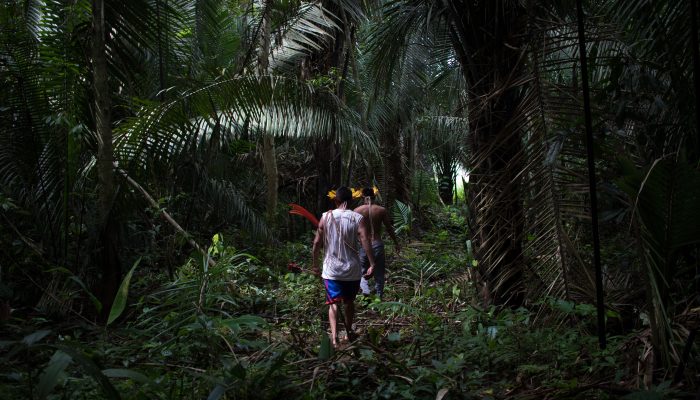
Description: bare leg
343,301,357,341
328,303,339,348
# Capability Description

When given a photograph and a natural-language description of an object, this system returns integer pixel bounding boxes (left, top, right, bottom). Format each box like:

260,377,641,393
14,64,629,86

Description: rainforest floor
1,207,697,399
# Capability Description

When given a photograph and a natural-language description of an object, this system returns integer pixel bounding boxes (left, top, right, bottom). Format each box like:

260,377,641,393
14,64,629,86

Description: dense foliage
3,213,685,399
1,0,699,398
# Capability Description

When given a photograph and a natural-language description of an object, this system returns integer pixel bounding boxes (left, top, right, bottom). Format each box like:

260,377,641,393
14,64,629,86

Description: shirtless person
312,186,376,348
354,187,401,299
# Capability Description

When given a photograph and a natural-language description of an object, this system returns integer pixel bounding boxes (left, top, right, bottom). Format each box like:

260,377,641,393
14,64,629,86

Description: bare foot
345,331,359,342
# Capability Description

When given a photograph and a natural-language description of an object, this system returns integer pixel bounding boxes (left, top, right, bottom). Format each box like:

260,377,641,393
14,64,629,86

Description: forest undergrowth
0,208,694,400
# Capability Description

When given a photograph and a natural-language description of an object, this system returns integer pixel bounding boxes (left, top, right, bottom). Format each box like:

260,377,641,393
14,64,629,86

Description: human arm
383,209,401,255
358,216,377,277
311,215,325,276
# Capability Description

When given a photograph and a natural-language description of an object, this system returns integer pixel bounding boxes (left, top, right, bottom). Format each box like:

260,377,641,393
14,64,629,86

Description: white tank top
321,209,363,281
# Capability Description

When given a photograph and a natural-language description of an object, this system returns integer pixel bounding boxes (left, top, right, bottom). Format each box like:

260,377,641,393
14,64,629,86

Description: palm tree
0,0,189,315
1,0,96,313
367,1,530,305
362,0,639,311
91,0,122,316
418,64,469,205
266,1,366,213
600,0,700,370
0,0,375,316
514,0,700,370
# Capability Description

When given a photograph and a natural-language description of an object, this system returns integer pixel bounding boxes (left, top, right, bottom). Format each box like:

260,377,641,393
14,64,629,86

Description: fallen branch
115,164,215,267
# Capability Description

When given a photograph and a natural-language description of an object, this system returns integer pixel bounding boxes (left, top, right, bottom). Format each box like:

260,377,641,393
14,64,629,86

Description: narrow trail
270,229,659,399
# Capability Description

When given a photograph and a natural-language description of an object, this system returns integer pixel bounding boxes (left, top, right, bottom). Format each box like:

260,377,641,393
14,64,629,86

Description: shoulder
350,210,364,221
354,206,369,217
373,205,387,214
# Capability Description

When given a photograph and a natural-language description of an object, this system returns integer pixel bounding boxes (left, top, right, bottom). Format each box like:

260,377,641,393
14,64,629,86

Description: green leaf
219,315,266,334
226,315,266,327
319,333,331,360
22,330,51,346
68,276,102,314
107,258,141,326
574,303,596,317
622,391,663,400
56,346,120,400
230,363,246,380
553,299,575,314
102,369,151,385
209,233,223,255
392,200,412,235
208,384,227,400
49,268,102,313
465,240,473,259
37,350,72,399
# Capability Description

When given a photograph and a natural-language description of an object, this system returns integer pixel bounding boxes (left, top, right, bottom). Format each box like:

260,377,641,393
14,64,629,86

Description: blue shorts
324,279,360,305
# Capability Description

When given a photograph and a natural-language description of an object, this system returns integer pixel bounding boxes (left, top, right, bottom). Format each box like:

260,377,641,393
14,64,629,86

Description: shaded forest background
1,0,699,398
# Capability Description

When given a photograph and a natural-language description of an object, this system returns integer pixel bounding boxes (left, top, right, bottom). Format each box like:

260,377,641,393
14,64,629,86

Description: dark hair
335,186,353,203
362,187,375,198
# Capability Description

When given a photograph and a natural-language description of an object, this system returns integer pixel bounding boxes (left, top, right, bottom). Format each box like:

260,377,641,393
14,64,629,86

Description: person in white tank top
312,186,376,348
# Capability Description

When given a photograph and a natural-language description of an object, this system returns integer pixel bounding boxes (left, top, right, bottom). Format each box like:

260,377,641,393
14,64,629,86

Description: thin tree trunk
116,166,215,267
315,139,340,213
262,135,278,223
156,0,166,101
257,1,278,226
575,0,606,350
383,125,409,205
438,172,454,205
691,0,700,160
310,0,348,212
92,0,120,319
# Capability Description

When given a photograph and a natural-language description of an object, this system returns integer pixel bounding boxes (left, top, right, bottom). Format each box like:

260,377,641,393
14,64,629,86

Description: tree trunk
308,2,349,212
447,1,527,306
315,139,341,213
438,173,454,205
92,0,120,318
257,1,278,226
262,135,278,223
383,127,409,205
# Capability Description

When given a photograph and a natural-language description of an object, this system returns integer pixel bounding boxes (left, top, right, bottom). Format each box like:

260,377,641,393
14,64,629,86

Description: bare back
354,204,388,243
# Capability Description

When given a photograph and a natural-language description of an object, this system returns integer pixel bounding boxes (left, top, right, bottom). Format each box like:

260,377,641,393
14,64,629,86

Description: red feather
287,262,302,273
288,203,319,227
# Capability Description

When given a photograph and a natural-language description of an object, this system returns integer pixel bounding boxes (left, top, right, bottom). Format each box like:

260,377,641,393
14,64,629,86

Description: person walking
312,186,376,348
354,187,401,300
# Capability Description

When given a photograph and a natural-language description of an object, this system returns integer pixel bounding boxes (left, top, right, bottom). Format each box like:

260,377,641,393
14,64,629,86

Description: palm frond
115,75,375,172
115,75,375,237
365,0,437,91
392,199,412,236
269,2,340,71
512,8,636,308
0,1,85,255
202,177,272,240
617,159,700,366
